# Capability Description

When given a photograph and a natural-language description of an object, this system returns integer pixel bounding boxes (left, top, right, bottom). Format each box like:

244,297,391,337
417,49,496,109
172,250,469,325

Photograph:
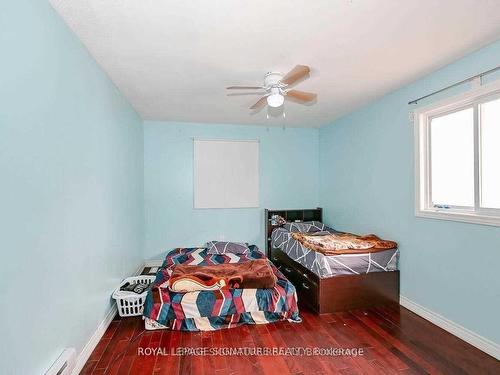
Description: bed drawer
270,248,400,314
271,248,320,311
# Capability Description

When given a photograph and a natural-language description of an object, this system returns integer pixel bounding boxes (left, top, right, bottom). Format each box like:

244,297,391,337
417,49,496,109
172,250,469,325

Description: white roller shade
193,139,259,208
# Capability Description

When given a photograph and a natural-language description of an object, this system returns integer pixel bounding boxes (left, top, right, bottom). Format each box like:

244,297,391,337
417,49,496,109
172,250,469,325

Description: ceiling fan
227,65,317,110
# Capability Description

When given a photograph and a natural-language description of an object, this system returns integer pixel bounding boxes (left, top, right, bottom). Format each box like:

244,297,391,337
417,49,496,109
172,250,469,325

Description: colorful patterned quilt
143,246,301,331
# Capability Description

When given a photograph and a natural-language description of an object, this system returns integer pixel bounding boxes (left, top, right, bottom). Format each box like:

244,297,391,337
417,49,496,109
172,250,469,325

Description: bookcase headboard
264,207,322,257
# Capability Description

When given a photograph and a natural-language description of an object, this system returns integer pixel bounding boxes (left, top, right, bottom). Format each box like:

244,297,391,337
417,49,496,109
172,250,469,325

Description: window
414,80,500,226
193,139,259,209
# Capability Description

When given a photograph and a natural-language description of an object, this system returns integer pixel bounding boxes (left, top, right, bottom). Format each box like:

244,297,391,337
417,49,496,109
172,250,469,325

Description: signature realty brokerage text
138,346,365,357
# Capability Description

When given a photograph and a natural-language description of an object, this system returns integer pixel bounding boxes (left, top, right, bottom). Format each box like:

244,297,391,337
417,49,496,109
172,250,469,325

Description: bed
142,245,301,331
265,208,400,313
271,227,399,278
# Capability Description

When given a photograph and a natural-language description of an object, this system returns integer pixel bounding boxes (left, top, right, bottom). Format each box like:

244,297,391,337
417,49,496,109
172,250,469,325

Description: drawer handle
301,282,310,290
272,257,278,261
283,267,292,273
302,273,309,279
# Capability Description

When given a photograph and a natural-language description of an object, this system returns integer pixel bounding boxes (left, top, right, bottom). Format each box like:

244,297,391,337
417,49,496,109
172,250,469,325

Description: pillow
206,241,250,255
283,221,327,233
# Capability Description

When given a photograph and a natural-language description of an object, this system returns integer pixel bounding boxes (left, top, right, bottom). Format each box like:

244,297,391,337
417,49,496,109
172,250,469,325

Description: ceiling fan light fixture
267,94,284,108
227,65,315,111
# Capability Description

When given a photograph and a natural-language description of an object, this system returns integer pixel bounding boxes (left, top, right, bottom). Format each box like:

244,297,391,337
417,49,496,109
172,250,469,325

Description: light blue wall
0,1,144,374
319,40,500,345
144,121,319,259
1,1,497,371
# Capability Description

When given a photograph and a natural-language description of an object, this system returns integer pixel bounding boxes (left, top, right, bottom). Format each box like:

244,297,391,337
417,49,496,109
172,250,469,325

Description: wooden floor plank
81,307,500,375
93,317,140,371
112,318,147,375
372,305,499,375
153,330,181,375
349,309,442,375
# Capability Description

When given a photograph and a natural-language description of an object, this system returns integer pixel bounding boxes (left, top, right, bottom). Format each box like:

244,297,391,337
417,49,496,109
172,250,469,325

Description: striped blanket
143,246,301,331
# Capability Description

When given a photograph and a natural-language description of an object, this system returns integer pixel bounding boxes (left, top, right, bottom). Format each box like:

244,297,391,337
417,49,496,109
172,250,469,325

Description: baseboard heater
45,348,76,375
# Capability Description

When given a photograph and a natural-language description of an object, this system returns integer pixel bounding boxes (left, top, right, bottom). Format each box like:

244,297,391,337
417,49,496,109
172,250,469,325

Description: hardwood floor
81,304,499,375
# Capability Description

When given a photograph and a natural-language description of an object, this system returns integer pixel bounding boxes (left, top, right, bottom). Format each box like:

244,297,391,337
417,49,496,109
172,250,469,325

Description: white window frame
414,79,500,227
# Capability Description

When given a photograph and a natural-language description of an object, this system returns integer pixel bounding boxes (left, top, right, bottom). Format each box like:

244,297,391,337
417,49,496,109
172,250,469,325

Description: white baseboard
71,304,117,375
132,262,146,276
400,296,500,360
144,259,164,267
71,262,145,374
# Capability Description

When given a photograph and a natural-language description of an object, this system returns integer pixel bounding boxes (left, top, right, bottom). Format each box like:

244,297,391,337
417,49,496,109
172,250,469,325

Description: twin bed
142,208,399,331
271,226,398,278
143,246,300,331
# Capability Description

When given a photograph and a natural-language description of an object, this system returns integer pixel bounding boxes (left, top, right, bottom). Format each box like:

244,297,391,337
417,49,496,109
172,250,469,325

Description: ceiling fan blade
250,96,268,109
281,65,310,85
227,92,265,96
227,86,265,90
286,89,317,102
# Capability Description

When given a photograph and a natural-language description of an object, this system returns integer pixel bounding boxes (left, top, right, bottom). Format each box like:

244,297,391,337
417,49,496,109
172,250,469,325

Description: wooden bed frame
265,208,400,314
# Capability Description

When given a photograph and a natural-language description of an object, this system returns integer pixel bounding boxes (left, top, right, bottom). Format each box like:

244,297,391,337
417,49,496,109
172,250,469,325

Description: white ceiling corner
49,0,500,128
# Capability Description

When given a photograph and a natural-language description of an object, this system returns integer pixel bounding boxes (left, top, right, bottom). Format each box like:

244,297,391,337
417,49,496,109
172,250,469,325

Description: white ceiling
50,0,500,128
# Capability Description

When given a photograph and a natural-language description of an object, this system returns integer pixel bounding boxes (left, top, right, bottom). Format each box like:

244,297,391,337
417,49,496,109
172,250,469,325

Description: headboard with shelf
264,207,322,258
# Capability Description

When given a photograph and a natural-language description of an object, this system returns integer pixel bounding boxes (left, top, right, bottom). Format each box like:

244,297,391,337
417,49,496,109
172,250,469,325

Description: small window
414,81,500,226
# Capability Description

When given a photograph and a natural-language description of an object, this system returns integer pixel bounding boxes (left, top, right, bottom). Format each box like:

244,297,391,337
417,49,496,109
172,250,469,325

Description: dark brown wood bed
265,208,400,313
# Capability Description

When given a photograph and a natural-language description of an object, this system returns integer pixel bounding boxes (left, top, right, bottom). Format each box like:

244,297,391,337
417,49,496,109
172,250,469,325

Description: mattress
271,227,399,278
143,246,301,331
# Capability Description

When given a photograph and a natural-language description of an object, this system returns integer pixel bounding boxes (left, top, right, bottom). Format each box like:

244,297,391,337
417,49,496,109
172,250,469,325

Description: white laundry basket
112,275,156,317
